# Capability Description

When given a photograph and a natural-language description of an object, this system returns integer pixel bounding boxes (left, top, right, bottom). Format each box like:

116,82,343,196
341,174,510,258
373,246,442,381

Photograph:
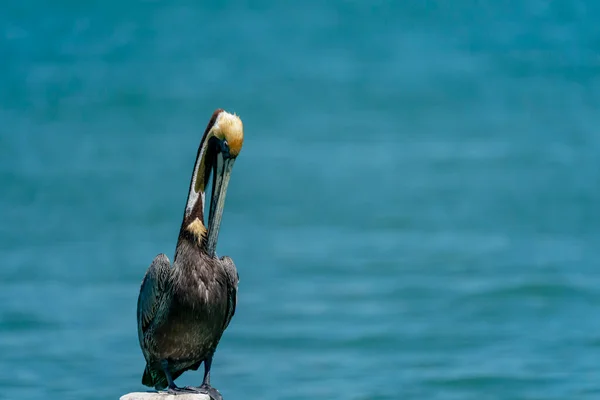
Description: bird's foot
182,384,223,400
164,386,198,395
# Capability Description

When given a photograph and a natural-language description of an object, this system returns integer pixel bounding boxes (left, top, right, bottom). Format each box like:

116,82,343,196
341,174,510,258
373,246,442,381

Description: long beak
206,152,235,258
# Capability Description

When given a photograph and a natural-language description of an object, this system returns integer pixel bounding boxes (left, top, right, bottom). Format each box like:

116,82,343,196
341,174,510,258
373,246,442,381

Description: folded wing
220,256,239,331
137,253,172,349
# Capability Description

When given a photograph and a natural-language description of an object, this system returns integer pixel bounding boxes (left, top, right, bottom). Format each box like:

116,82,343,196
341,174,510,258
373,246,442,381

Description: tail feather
142,361,203,390
142,364,167,390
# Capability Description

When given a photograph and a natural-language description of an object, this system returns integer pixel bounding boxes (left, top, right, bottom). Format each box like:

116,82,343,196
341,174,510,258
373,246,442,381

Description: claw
164,386,197,395
182,384,222,400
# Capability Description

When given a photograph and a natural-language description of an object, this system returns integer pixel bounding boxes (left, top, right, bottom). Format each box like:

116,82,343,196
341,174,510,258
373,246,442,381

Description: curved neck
177,109,223,246
182,141,209,224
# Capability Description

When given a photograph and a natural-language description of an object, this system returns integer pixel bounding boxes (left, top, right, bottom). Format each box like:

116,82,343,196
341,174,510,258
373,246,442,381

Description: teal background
1,1,599,399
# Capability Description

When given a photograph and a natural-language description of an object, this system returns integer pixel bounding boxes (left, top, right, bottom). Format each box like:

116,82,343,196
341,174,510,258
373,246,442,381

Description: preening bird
136,109,243,400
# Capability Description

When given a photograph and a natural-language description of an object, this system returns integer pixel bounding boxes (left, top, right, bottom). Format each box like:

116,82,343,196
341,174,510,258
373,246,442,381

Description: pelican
137,109,243,400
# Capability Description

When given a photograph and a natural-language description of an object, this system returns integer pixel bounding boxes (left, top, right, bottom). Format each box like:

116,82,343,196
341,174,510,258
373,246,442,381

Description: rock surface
120,392,210,400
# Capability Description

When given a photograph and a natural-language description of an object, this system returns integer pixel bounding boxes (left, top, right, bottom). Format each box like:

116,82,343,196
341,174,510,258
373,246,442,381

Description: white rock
120,392,210,400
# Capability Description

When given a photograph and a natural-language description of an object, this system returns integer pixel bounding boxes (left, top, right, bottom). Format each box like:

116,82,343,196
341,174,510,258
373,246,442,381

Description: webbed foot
183,384,223,400
164,385,197,395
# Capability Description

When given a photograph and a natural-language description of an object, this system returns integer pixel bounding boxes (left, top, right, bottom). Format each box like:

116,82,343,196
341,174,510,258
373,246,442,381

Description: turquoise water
2,1,600,399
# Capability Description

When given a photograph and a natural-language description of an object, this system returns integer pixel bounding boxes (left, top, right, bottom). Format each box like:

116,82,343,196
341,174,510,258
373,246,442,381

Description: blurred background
1,1,600,399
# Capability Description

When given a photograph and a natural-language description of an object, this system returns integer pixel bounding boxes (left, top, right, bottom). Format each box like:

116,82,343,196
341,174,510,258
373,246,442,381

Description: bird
136,109,243,400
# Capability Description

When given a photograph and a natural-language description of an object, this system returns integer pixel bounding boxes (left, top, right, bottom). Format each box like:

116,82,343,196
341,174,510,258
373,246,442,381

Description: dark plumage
136,109,243,399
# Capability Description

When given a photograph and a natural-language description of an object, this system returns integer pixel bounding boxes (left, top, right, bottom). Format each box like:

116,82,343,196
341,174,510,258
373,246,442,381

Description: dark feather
136,241,239,389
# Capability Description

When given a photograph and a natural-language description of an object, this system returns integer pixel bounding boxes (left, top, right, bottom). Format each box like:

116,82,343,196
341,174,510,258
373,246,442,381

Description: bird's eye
220,140,230,155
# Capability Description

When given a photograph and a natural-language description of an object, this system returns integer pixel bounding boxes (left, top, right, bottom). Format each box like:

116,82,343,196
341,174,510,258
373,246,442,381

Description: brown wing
137,253,172,348
220,256,239,331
